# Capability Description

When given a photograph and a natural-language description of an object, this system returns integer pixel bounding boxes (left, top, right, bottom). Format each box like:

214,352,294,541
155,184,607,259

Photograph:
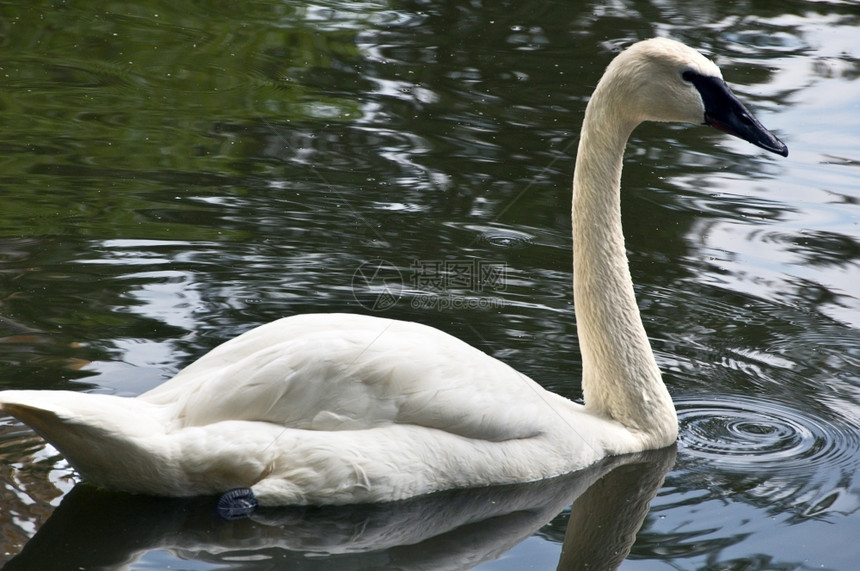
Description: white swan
0,38,787,512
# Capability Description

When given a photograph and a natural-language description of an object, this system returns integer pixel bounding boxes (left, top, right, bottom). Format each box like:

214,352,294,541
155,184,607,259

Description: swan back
141,314,555,442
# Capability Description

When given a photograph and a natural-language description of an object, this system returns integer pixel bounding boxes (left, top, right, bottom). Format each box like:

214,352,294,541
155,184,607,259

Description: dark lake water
1,1,858,569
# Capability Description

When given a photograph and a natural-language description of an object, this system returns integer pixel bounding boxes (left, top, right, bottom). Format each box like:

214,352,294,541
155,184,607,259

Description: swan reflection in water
4,446,674,570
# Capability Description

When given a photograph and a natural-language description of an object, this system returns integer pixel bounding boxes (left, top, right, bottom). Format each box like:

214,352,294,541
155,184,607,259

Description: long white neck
572,82,677,446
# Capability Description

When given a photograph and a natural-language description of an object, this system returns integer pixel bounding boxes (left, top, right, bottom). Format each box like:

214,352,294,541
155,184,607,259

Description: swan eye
681,70,696,83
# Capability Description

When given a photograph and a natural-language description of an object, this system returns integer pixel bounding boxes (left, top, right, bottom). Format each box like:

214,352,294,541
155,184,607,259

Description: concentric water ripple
479,228,534,249
676,396,859,474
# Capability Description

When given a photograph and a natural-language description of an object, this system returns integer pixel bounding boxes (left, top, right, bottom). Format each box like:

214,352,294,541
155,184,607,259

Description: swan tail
0,390,171,492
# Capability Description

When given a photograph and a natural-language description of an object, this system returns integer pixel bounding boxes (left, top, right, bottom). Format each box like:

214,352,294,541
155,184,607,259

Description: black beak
683,71,788,157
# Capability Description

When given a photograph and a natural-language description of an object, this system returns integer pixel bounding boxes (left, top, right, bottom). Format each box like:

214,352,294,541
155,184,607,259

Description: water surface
0,1,858,569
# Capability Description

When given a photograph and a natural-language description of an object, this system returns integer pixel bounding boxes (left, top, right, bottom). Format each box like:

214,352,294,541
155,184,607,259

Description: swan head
599,37,788,157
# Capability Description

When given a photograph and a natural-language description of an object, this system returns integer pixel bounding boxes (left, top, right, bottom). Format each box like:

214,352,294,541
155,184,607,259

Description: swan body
0,38,787,507
0,314,644,505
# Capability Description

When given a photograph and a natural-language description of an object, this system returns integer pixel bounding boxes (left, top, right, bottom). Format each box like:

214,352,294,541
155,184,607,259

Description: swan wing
141,314,558,442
